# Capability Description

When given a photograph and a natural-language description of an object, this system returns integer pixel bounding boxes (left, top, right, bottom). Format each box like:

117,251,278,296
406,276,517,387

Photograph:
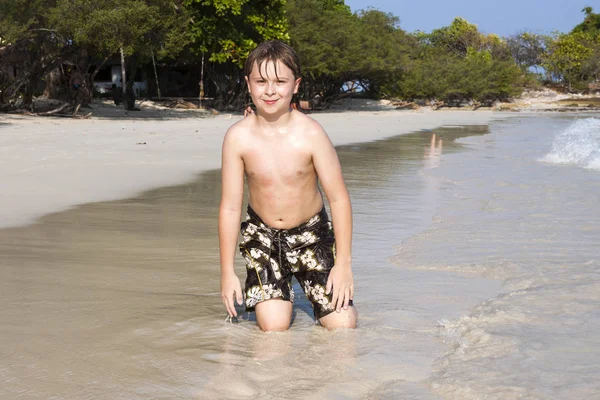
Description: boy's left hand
243,106,254,117
326,263,354,312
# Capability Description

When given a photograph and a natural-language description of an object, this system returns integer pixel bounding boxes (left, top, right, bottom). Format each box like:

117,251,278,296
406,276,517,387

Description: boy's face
245,60,301,116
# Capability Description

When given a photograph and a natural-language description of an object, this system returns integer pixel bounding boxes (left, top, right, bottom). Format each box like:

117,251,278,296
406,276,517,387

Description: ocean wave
540,118,600,171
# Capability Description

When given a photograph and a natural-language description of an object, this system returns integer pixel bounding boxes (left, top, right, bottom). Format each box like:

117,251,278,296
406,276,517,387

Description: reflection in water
424,133,444,170
421,133,445,226
0,125,491,399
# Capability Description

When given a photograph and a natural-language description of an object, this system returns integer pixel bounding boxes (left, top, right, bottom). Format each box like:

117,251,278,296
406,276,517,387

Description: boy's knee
319,306,358,330
258,319,291,332
255,299,292,332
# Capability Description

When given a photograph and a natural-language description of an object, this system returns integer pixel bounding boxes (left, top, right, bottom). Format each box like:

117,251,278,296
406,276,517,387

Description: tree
0,0,70,109
182,0,288,109
392,45,523,105
542,7,600,91
49,0,190,108
572,6,600,36
391,17,525,104
422,18,512,61
0,30,72,110
571,7,600,86
286,0,356,103
287,0,417,104
184,0,288,65
0,0,190,110
506,31,548,71
544,32,595,90
353,9,417,95
427,17,485,57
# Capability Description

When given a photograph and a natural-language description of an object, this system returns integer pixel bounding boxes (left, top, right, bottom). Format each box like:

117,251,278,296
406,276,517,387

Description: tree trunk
90,55,110,89
124,57,137,111
42,67,62,99
22,79,35,111
199,52,205,108
151,51,161,99
120,47,126,95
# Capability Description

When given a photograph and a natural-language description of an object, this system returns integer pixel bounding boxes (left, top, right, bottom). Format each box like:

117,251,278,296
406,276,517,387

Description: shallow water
394,114,600,399
0,124,501,399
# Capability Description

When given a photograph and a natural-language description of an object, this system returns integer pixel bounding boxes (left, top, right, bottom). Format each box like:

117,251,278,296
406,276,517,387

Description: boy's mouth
263,99,278,105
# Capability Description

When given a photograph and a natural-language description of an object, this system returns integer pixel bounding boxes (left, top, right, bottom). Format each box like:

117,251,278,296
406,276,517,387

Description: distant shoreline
2,89,600,121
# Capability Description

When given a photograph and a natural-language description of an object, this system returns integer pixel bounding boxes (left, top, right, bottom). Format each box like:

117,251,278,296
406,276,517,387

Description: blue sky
344,0,596,36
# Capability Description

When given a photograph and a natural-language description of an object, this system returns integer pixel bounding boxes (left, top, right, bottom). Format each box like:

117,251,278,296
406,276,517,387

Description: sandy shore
1,117,507,399
1,108,512,228
3,104,597,398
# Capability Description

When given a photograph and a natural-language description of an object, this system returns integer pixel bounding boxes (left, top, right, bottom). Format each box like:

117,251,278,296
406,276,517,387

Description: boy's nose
265,82,276,94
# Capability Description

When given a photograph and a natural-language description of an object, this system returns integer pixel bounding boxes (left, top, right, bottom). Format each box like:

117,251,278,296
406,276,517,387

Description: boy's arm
310,123,354,313
219,127,245,317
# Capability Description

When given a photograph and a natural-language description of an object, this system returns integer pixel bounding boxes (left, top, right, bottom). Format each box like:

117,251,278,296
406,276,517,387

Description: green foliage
0,0,72,108
51,0,151,55
0,0,51,42
382,17,525,103
354,9,416,75
418,18,514,62
0,0,191,109
286,0,354,76
386,46,524,104
48,0,188,59
286,0,357,100
572,6,600,36
543,31,597,89
540,7,600,90
5,0,600,109
184,0,288,66
287,0,417,103
427,17,485,57
320,0,349,12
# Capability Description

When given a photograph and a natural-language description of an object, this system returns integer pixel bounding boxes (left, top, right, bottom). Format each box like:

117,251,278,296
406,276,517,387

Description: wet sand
0,110,509,229
0,125,501,399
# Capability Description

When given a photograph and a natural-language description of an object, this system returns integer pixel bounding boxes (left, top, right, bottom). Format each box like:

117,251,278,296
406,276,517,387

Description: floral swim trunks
240,206,351,320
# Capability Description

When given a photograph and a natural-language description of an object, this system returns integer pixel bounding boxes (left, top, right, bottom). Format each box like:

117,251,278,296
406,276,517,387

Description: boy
219,40,357,331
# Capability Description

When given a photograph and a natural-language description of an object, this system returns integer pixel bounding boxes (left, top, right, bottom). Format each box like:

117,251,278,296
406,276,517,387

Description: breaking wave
540,118,600,171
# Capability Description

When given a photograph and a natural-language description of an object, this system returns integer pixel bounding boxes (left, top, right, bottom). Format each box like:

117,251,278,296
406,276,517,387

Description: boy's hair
244,40,301,80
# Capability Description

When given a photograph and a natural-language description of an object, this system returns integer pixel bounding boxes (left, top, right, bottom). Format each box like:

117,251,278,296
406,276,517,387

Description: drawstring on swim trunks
265,228,283,278
267,229,284,279
278,230,282,274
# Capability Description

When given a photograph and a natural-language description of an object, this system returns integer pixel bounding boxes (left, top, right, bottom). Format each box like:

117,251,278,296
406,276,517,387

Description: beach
0,109,506,229
1,109,599,399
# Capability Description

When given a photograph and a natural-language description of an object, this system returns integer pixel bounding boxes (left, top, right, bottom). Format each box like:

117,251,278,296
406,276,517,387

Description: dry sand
1,107,513,228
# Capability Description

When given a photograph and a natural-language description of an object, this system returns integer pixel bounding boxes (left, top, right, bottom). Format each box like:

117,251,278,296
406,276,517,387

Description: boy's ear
245,76,251,94
293,77,302,94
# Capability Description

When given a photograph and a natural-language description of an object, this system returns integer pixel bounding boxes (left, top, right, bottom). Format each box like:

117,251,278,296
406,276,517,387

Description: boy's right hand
221,271,243,317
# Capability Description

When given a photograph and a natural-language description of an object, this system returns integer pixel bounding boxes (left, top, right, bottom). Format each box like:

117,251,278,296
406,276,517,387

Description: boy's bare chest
242,144,314,186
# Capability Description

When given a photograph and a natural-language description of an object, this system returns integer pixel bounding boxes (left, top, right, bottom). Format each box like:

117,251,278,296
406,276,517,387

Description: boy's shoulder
223,115,256,147
226,114,255,134
224,111,327,145
290,110,327,137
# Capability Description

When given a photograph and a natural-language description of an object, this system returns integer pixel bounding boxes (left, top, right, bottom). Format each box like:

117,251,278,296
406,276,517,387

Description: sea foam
540,118,600,171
